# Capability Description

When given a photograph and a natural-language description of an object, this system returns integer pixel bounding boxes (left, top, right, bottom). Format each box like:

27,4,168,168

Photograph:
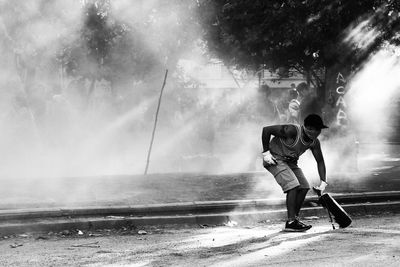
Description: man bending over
262,114,329,232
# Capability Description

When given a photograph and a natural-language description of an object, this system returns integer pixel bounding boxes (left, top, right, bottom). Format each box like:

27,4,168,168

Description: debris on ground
18,234,29,238
71,241,100,248
106,216,125,219
224,220,238,227
36,236,49,240
96,250,113,254
10,243,23,248
60,230,72,236
88,233,103,237
138,230,147,235
304,216,320,220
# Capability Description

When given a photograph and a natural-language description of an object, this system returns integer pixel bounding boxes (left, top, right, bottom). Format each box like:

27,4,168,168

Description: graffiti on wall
335,72,348,126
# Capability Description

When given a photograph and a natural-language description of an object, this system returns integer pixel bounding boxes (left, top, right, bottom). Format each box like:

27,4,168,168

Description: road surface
1,213,398,266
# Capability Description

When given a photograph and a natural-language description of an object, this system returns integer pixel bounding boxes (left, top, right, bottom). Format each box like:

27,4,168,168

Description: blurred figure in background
297,82,322,122
257,84,281,124
286,88,300,124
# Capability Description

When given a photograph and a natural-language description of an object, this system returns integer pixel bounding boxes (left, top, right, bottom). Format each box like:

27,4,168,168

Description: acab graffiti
335,72,348,126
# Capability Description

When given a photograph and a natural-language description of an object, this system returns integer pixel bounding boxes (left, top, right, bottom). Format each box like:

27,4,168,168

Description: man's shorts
265,160,310,193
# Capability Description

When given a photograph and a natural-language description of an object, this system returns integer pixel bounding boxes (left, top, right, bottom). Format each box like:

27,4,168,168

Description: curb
0,200,399,236
1,191,400,221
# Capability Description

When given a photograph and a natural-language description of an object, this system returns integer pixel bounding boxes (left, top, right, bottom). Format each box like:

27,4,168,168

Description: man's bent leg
289,165,310,217
295,188,309,217
284,187,311,232
265,162,310,231
286,187,298,221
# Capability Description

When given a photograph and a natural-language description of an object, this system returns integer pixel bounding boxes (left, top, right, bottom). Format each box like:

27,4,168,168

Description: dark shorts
265,160,310,193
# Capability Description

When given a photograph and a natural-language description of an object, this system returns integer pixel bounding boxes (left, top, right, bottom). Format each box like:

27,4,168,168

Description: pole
144,69,168,175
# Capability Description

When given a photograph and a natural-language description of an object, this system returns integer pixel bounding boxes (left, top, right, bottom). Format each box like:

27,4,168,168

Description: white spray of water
1,2,398,209
347,49,400,141
0,1,271,180
301,49,400,184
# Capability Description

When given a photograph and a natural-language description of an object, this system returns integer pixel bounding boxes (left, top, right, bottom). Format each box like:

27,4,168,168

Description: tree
0,0,80,122
58,0,159,100
58,0,202,104
197,0,400,101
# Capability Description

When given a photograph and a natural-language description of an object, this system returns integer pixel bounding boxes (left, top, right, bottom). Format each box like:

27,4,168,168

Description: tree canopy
0,0,202,106
58,0,202,98
198,0,400,90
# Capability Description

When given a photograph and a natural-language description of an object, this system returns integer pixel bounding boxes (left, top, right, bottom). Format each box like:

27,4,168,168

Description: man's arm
261,124,296,152
310,140,327,183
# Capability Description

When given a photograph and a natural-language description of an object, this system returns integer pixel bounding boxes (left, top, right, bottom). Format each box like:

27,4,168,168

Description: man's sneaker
295,217,312,230
284,219,312,232
297,220,312,230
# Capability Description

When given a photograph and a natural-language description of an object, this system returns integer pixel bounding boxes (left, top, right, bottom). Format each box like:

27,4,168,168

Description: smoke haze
0,0,267,179
0,1,399,209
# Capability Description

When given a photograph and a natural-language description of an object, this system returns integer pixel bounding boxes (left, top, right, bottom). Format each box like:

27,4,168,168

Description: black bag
319,193,352,228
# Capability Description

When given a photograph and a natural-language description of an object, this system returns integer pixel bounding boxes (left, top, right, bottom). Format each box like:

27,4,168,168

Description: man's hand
262,151,277,166
314,181,328,192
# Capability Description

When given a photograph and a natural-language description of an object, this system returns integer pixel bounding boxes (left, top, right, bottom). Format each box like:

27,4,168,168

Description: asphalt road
0,213,398,267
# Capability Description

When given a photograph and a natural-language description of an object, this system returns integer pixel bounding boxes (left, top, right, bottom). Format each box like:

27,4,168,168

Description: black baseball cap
304,114,328,129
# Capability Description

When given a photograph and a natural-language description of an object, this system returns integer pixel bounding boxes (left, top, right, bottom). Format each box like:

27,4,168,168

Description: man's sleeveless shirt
269,125,316,162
